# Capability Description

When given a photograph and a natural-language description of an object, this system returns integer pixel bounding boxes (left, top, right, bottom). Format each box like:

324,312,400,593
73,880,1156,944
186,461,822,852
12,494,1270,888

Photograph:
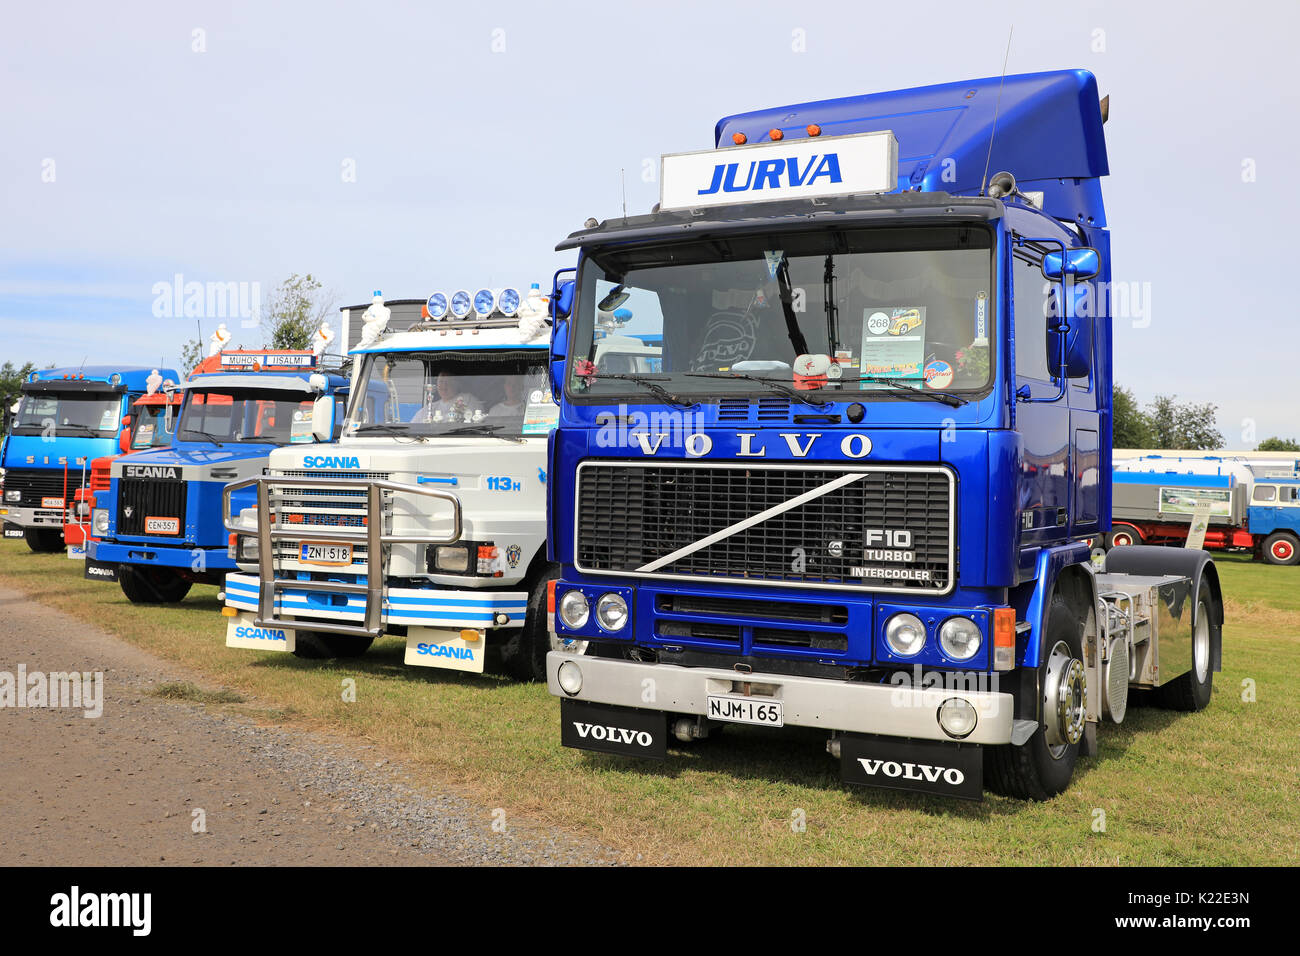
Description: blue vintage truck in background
542,70,1225,800
2,365,178,553
86,350,349,603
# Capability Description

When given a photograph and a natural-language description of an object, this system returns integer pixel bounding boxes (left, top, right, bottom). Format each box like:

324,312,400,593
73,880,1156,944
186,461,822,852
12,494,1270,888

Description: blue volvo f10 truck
86,350,349,603
542,70,1225,800
2,366,178,553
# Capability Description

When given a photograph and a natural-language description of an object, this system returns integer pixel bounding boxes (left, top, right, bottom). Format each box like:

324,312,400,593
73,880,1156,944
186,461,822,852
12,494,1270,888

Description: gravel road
0,584,618,866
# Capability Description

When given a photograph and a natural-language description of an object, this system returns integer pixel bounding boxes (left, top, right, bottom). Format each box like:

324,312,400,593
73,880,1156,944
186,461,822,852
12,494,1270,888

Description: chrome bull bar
222,475,462,639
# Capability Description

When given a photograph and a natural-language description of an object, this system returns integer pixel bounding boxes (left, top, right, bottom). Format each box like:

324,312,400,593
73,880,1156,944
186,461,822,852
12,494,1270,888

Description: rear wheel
118,566,192,604
986,595,1086,800
291,630,375,659
1262,532,1299,566
1153,594,1215,711
24,528,65,553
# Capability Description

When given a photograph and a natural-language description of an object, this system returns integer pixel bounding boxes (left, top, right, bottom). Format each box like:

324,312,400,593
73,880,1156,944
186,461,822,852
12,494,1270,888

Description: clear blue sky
2,0,1296,442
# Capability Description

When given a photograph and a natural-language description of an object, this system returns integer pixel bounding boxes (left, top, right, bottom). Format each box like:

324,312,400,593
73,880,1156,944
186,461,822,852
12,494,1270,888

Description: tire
118,566,192,604
24,528,65,553
1153,594,1214,711
1262,532,1300,566
986,594,1086,800
1105,524,1143,550
497,568,558,682
291,629,375,660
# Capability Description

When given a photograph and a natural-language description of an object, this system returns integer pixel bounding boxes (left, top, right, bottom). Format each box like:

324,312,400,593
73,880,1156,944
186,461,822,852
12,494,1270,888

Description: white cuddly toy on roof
145,369,164,395
208,323,232,356
313,320,335,358
357,291,390,349
515,285,550,342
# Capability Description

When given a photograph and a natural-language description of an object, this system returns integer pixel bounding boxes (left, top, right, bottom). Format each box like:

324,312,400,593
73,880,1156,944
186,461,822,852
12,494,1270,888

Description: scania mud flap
839,733,982,801
2,522,25,540
82,557,119,582
560,698,668,760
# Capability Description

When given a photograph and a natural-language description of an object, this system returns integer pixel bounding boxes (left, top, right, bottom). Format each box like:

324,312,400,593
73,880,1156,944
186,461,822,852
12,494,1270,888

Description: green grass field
2,542,1296,865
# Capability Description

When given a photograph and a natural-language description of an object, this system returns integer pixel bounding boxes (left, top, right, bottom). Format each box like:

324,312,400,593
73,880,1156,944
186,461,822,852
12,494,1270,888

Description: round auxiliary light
939,617,983,661
885,613,926,657
449,290,473,319
558,590,590,630
473,288,497,317
109,373,122,385
557,660,583,696
426,292,449,320
595,593,629,632
498,287,522,317
938,698,978,739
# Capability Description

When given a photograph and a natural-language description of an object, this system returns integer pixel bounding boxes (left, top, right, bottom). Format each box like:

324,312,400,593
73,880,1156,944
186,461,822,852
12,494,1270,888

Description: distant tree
0,360,37,413
179,337,204,374
262,273,335,351
1112,384,1153,448
1147,394,1225,450
1258,436,1300,452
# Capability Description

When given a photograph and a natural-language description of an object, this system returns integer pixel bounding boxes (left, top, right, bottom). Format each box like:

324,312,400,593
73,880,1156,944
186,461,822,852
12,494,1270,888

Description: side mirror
311,394,335,442
550,317,570,404
549,270,576,321
118,415,132,454
1042,247,1100,281
1047,283,1094,379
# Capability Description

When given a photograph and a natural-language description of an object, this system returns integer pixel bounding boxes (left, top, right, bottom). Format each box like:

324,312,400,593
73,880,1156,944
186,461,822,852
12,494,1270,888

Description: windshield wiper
51,424,103,437
354,423,413,435
683,372,828,409
841,375,969,408
443,423,524,443
180,429,225,447
581,372,698,410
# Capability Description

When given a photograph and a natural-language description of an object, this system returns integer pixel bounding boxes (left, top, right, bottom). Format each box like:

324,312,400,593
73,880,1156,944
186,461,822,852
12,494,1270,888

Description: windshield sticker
99,409,119,431
763,250,784,279
975,291,988,342
289,409,314,443
133,423,155,447
923,360,954,390
861,306,926,382
522,402,559,434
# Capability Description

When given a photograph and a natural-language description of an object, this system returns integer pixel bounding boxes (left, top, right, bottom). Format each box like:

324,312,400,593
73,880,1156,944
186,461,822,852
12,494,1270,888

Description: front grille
269,471,389,569
117,477,186,536
577,462,953,593
655,594,848,624
3,468,87,507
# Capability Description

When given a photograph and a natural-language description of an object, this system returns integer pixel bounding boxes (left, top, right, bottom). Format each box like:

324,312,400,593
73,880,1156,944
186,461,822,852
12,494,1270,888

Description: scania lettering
1,366,178,554
221,288,567,678
544,71,1224,800
87,349,350,603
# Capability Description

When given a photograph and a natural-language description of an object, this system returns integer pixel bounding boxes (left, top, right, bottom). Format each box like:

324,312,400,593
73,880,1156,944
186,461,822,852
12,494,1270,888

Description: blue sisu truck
542,70,1225,800
2,366,178,553
86,350,349,603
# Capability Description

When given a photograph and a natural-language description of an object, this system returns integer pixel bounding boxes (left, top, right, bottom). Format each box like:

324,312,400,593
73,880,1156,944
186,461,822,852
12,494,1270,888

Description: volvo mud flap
83,558,119,582
839,733,983,801
560,699,668,760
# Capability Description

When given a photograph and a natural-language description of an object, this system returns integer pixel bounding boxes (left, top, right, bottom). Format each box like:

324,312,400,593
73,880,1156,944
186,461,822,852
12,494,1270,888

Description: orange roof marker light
732,132,747,145
769,128,784,141
807,124,822,136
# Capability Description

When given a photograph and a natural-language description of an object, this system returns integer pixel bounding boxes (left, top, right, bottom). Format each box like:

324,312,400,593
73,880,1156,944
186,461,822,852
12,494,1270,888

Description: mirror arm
1017,236,1070,404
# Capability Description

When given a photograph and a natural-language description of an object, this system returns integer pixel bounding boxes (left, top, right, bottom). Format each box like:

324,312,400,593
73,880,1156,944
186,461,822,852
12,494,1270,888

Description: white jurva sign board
660,130,899,211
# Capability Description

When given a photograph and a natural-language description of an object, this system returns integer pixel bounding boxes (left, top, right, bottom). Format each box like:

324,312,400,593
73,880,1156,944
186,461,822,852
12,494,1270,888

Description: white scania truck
221,287,563,679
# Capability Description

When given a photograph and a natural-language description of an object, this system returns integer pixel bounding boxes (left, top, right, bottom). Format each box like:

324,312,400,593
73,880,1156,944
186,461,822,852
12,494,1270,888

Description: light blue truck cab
220,289,562,678
2,366,178,553
543,70,1225,800
1247,476,1300,565
85,350,348,603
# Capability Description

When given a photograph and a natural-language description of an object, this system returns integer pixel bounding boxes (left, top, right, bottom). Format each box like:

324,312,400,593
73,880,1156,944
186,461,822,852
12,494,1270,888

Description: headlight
885,613,926,657
238,536,259,561
434,545,470,572
937,698,978,739
92,509,109,533
558,590,590,629
595,593,628,632
75,502,89,517
939,617,982,661
4,489,19,502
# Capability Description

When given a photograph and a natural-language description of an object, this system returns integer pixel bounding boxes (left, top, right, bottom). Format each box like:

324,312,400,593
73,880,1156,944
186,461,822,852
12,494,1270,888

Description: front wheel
497,568,568,682
24,528,65,553
291,630,374,659
1262,532,1300,566
118,566,192,604
986,595,1086,800
1105,524,1143,549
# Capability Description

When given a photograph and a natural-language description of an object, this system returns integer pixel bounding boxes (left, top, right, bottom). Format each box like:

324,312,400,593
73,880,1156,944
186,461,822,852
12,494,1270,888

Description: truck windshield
129,402,179,449
11,391,123,437
570,224,994,401
347,350,555,438
178,389,317,445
